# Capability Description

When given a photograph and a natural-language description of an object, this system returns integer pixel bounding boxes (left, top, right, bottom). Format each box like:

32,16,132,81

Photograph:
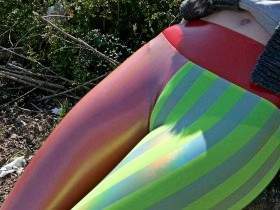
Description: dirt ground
0,106,56,206
0,106,280,209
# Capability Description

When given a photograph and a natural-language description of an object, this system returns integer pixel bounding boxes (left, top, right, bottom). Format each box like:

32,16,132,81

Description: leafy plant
0,0,181,103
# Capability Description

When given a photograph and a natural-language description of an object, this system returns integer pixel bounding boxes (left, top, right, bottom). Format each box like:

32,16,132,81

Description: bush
0,0,181,96
60,0,180,48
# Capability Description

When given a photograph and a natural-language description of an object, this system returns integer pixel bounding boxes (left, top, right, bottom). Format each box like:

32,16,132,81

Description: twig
42,15,72,18
0,71,57,93
6,63,65,80
51,34,78,46
0,21,18,39
17,106,42,113
0,70,65,90
0,46,46,68
5,86,26,91
0,46,75,84
8,30,14,47
169,13,180,27
30,102,43,112
0,29,10,39
47,46,86,57
33,11,119,67
0,47,23,51
0,71,79,100
7,63,90,90
40,72,109,100
0,87,37,109
14,25,41,47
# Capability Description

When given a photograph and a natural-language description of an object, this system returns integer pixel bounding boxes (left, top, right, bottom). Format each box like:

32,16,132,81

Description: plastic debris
51,107,62,115
0,156,27,178
47,2,65,16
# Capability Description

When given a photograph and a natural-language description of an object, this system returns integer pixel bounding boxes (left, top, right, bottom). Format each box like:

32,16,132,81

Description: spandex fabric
74,61,280,210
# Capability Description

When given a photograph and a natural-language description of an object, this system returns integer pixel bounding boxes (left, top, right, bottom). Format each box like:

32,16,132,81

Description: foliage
0,0,181,90
57,98,72,120
59,0,181,47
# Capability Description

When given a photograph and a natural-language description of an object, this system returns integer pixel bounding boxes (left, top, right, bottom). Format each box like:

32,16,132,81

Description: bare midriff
202,10,271,45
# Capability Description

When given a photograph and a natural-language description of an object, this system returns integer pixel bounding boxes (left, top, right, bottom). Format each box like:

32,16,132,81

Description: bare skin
202,10,271,45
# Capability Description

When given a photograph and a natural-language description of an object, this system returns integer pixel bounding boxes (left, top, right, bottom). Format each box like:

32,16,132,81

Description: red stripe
1,34,187,210
163,20,280,108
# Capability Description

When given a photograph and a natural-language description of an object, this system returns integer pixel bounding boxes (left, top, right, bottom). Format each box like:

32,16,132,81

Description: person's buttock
73,61,280,209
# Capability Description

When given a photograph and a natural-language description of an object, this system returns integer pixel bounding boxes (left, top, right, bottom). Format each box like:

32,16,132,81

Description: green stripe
212,150,280,209
147,99,272,209
180,84,244,137
109,125,171,175
122,84,244,169
89,129,190,197
150,62,194,130
183,124,280,209
105,101,272,210
125,125,169,152
116,81,235,172
164,70,216,125
230,157,280,210
94,86,244,195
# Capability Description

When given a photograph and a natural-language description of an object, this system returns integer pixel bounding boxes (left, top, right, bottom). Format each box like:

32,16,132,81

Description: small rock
10,134,18,139
20,120,27,126
38,125,43,132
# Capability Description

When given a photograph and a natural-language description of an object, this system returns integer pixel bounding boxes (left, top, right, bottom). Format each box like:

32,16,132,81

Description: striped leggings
74,62,280,210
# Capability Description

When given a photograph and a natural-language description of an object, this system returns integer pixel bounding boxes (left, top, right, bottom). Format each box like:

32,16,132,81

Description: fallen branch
40,72,109,100
30,102,43,112
7,63,90,90
42,15,72,19
0,87,38,109
0,72,79,100
0,71,57,93
0,47,23,51
7,64,57,78
0,70,65,90
33,11,119,67
18,106,42,113
0,46,45,68
0,46,75,84
6,63,67,80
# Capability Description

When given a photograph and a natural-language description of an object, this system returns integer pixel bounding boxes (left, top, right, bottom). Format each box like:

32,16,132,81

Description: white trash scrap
0,156,27,178
51,107,62,116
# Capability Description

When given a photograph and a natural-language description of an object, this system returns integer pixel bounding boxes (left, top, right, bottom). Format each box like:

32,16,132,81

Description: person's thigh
73,62,280,210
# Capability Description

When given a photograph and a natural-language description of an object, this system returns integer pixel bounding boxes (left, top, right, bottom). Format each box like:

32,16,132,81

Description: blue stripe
87,93,261,209
117,79,229,170
212,135,280,209
172,79,229,133
152,65,203,129
149,111,280,210
198,93,258,147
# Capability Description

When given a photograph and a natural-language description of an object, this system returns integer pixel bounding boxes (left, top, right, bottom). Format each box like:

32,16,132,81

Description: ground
0,105,280,209
0,106,55,205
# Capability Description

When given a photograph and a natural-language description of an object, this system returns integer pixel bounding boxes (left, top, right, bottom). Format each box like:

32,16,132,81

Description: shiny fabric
163,20,280,107
74,62,280,209
2,20,280,209
1,34,186,210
